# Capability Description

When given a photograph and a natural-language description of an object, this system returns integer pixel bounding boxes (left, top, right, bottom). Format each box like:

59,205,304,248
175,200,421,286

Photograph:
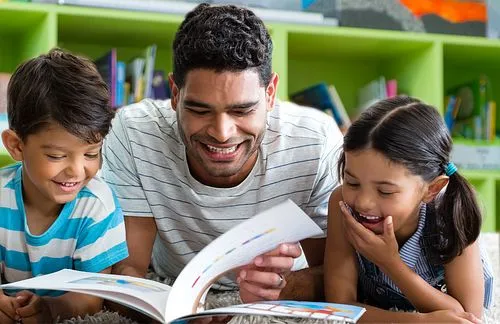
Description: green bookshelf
0,2,499,231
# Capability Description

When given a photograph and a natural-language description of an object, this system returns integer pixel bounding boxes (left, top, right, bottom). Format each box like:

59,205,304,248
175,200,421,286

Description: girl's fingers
340,202,373,243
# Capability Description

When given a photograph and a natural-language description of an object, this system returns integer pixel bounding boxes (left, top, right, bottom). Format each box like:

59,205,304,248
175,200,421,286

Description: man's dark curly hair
173,3,273,88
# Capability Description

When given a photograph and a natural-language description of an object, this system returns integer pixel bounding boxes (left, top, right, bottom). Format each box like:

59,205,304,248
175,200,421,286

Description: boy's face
17,122,102,207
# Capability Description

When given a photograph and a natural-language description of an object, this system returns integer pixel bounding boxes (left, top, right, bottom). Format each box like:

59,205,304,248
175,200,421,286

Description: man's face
170,68,278,187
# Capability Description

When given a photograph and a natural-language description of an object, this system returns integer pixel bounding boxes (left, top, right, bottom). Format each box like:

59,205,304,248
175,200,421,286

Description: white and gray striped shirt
101,99,343,288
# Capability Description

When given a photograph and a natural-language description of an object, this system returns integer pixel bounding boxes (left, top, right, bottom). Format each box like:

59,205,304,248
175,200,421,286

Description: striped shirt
357,204,495,310
0,163,129,296
101,99,342,288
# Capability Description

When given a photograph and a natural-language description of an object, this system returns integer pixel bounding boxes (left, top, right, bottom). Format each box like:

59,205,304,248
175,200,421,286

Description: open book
1,200,365,323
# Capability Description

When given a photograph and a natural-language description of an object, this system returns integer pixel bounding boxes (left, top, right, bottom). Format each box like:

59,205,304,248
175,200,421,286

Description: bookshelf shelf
0,2,499,231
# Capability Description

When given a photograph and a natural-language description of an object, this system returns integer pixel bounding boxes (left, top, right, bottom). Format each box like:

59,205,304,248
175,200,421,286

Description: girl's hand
423,309,482,323
15,290,53,324
339,201,400,271
0,293,20,324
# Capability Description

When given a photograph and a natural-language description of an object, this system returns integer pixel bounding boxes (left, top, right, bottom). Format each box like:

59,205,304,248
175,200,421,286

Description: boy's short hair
7,48,113,143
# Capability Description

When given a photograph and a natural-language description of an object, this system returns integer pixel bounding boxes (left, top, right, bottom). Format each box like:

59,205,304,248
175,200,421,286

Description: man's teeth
206,144,237,154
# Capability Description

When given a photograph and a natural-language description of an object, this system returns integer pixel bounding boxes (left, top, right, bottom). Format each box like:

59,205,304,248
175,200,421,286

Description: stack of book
94,44,170,108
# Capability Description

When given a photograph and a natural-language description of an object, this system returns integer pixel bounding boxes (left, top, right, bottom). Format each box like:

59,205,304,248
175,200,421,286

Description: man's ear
168,73,179,111
422,175,449,203
1,129,24,161
265,72,279,112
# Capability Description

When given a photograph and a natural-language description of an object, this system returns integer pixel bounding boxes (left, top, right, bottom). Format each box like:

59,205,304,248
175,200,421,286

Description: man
101,2,342,306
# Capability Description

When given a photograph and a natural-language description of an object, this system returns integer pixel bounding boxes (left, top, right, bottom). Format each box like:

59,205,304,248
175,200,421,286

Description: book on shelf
447,75,496,141
357,76,387,113
94,49,117,108
152,70,170,100
290,82,350,133
115,61,126,107
0,73,10,114
1,200,365,323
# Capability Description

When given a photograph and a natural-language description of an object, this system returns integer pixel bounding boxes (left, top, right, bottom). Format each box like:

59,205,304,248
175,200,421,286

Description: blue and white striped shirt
357,204,494,310
0,163,129,296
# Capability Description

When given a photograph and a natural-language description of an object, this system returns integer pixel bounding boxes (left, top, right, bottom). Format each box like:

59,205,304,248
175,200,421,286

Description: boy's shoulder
76,176,118,216
0,163,20,188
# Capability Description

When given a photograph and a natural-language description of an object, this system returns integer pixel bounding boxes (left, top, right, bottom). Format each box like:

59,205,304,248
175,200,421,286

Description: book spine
115,61,126,107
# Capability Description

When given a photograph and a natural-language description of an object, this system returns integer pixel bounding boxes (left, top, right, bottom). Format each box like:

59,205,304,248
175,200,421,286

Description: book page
174,301,366,324
1,269,171,323
165,200,324,322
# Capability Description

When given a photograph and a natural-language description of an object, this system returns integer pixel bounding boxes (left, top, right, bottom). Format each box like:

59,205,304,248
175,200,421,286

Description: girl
324,96,494,323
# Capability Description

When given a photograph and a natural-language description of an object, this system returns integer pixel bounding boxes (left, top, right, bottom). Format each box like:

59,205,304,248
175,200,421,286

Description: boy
0,48,128,323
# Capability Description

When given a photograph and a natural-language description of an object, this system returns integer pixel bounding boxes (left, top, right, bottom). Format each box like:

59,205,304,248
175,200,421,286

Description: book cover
357,76,387,113
290,82,345,128
447,75,492,140
152,70,170,100
143,44,157,99
94,49,117,107
0,200,364,324
115,61,126,107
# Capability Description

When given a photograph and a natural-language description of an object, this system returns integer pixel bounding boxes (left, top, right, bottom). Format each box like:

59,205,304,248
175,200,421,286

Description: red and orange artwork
399,0,486,23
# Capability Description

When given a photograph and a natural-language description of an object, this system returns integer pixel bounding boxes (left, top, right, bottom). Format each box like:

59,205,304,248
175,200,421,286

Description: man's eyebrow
184,99,213,109
227,100,260,109
183,99,260,110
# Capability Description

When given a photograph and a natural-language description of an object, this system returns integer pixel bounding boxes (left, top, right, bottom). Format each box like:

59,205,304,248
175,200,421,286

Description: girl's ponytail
429,165,482,264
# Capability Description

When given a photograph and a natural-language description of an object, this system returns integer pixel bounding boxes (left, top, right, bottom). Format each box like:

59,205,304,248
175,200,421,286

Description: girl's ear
422,175,449,203
1,129,24,161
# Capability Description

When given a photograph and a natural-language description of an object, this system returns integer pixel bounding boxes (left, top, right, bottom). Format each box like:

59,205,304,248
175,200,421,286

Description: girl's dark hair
172,3,273,88
7,48,113,143
338,96,481,264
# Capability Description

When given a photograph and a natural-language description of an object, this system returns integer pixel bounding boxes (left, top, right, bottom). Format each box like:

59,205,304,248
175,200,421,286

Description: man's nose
207,113,236,143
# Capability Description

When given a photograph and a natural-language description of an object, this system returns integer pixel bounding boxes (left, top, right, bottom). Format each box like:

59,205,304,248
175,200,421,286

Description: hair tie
445,162,457,176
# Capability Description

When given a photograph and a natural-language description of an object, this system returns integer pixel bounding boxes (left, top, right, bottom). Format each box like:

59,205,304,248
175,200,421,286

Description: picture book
0,200,367,323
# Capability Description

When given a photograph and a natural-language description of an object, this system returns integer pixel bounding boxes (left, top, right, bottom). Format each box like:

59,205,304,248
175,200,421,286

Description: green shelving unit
0,1,499,231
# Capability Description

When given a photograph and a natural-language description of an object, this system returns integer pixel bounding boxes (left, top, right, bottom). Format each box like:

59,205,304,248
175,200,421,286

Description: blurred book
447,75,493,141
152,70,170,100
94,49,117,108
357,76,387,113
0,73,10,114
143,44,157,99
0,113,8,151
126,57,145,104
115,61,126,107
290,82,350,132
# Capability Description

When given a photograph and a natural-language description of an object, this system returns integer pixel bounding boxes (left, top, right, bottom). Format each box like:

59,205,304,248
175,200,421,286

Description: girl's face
342,148,428,243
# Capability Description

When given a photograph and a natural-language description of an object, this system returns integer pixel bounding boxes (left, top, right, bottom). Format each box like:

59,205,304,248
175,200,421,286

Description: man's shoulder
268,101,339,140
117,98,175,127
75,177,118,217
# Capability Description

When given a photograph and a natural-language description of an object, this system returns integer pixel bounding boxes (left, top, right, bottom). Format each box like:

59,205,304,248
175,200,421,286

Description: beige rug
58,233,498,324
